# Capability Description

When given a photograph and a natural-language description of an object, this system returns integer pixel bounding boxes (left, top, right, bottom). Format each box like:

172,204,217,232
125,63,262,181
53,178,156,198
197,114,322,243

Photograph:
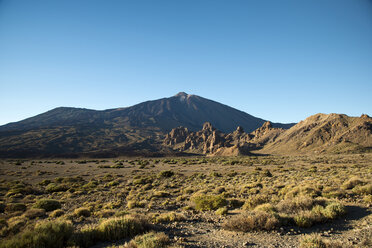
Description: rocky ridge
163,121,284,156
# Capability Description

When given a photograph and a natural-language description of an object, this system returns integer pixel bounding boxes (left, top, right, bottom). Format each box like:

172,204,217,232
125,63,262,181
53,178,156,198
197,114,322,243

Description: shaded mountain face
0,92,294,157
261,113,372,154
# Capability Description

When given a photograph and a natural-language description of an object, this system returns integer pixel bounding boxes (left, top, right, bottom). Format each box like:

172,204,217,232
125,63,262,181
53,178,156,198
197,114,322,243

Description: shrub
242,194,269,210
71,225,100,248
0,220,73,248
125,232,169,248
300,234,327,248
74,207,91,217
0,202,5,213
223,211,279,231
299,234,343,248
276,197,323,214
229,199,245,209
50,209,64,218
293,212,314,228
152,191,170,198
22,208,46,219
127,200,145,209
215,207,228,216
158,170,174,178
45,183,69,193
192,194,228,211
34,199,61,212
5,216,27,235
153,212,185,223
254,203,276,213
321,202,346,219
342,177,365,190
5,203,27,212
97,216,149,241
352,184,372,195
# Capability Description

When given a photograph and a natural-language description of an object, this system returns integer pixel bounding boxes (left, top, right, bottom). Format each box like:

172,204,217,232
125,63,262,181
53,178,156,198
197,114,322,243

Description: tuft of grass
215,207,228,216
45,183,69,193
158,170,174,178
125,232,170,248
127,200,146,209
97,216,149,241
299,234,344,248
242,194,269,210
299,234,327,248
74,207,91,217
342,177,365,190
5,203,27,213
34,199,61,212
50,209,64,218
22,208,45,219
71,225,100,248
352,184,372,195
223,211,279,231
153,212,185,223
321,202,346,219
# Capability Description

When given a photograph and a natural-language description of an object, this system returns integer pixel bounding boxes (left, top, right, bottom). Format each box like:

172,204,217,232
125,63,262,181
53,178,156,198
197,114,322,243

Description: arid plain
0,153,371,247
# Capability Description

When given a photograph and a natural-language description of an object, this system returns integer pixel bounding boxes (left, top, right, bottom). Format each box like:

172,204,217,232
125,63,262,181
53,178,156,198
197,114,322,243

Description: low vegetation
0,154,371,247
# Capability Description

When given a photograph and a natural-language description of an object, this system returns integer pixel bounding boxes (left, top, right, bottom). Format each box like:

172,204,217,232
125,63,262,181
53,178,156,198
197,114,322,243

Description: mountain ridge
0,92,294,157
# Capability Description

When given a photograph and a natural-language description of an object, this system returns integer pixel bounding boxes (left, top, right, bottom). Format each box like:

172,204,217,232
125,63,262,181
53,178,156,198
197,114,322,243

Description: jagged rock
162,121,279,156
163,127,190,146
202,122,215,132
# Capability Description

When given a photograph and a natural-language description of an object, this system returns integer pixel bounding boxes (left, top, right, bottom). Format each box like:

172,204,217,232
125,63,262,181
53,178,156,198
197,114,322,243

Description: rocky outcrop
163,121,283,156
249,121,284,145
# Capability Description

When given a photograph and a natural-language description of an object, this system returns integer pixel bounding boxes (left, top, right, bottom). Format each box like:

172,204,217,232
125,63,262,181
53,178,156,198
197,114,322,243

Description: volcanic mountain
0,92,293,157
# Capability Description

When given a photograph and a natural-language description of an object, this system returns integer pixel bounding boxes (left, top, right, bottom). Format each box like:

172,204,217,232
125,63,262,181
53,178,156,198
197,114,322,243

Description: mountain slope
0,92,291,133
261,113,372,154
0,92,294,157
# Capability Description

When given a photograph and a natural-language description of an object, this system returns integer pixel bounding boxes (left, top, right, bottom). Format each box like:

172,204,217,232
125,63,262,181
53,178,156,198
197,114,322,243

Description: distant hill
261,113,372,154
0,92,294,157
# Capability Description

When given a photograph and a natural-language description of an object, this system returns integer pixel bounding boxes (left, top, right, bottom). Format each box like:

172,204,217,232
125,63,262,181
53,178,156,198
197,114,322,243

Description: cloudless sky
0,0,371,125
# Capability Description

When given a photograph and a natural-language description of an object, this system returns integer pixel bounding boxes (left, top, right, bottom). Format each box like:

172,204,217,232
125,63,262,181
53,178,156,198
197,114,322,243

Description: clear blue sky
1,0,371,125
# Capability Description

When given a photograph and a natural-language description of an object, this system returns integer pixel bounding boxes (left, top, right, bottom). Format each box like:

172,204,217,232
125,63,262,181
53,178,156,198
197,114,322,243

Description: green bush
34,199,61,212
192,194,228,211
0,220,73,248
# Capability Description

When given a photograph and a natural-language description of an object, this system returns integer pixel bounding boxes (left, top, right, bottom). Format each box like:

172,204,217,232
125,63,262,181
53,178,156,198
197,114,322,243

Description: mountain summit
0,93,293,157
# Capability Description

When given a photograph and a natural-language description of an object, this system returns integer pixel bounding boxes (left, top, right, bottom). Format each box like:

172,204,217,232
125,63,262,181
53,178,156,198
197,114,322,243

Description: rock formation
163,121,285,156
